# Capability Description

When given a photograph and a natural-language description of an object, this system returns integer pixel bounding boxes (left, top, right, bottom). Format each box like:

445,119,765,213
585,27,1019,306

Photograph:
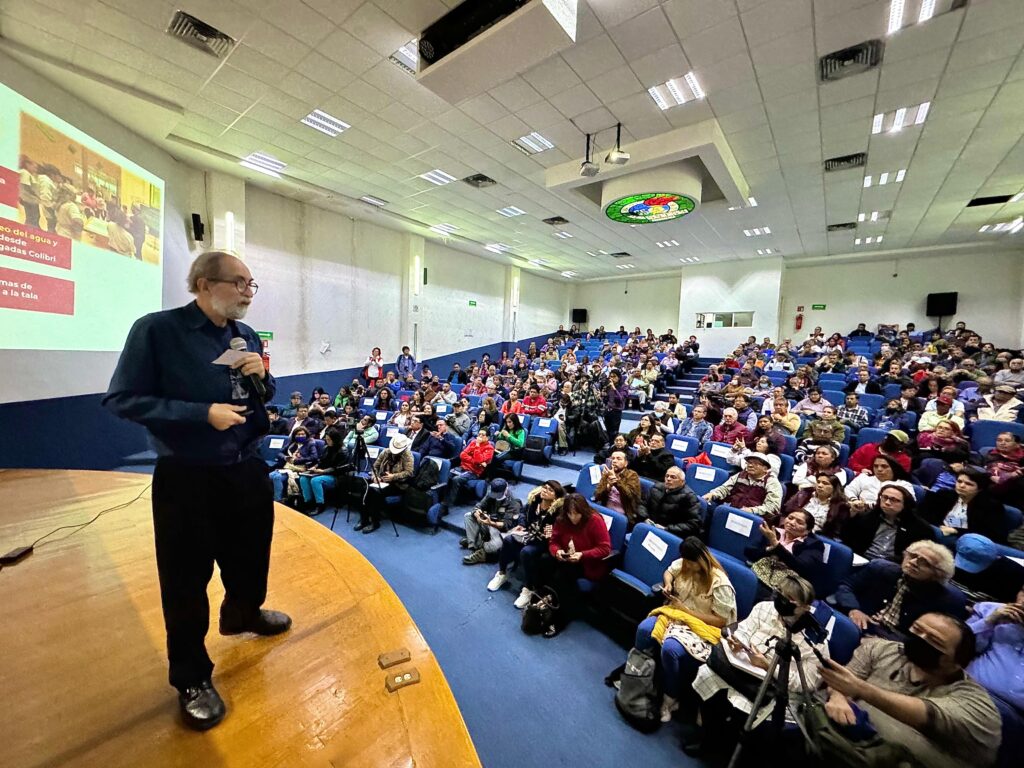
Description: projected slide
0,81,164,351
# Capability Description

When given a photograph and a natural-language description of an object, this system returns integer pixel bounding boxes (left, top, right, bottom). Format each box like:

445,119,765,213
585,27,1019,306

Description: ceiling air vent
818,40,884,83
543,215,570,226
966,194,1013,207
166,10,236,59
609,251,632,258
824,152,867,172
827,222,858,232
462,173,496,188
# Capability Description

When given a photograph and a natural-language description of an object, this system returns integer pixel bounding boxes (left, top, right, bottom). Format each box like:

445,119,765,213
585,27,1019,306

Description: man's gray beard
213,294,248,320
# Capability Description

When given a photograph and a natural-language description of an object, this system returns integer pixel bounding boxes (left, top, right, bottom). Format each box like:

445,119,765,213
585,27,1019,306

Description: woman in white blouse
388,400,412,429
844,455,915,515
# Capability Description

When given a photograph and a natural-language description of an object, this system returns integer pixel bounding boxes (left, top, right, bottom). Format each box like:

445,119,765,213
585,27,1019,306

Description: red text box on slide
0,266,75,316
0,216,72,270
0,166,18,208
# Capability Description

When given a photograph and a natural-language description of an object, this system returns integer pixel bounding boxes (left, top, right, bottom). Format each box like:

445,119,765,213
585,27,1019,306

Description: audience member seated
637,466,703,537
677,405,713,446
711,407,749,445
685,575,825,755
460,478,523,566
444,400,472,437
868,398,915,433
521,386,548,416
792,444,847,489
919,468,1008,544
594,433,629,466
818,612,999,768
814,404,846,443
844,369,882,395
404,414,442,457
634,538,737,723
651,400,677,433
341,415,378,461
846,455,915,511
993,357,1024,392
489,481,566,606
848,429,913,474
431,382,458,405
967,585,1024,762
746,509,826,598
594,450,642,525
358,434,414,534
280,390,303,418
918,394,965,432
388,400,413,429
702,452,783,518
769,397,801,436
781,473,850,537
492,414,526,467
666,392,688,420
443,428,495,513
294,427,349,515
794,420,843,463
916,419,970,465
726,435,782,477
626,414,661,446
793,387,830,419
270,426,321,502
974,384,1024,423
898,382,924,414
375,387,396,412
537,494,612,638
832,541,966,642
266,406,289,436
841,483,935,562
985,432,1024,487
629,433,676,481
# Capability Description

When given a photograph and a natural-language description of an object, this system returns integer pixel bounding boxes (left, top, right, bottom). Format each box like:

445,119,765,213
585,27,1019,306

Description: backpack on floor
521,587,560,635
522,434,550,464
613,647,661,733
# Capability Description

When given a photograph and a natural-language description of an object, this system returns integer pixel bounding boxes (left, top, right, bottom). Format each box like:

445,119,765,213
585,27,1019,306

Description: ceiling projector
579,160,599,177
605,148,630,165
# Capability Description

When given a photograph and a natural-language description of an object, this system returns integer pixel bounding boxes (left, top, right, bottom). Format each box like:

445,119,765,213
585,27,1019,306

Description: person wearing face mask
685,575,827,755
819,612,1000,768
869,398,916,433
832,540,967,641
269,426,322,502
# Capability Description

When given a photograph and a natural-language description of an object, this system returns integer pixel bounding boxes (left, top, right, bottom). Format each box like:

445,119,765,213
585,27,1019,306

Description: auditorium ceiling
3,0,1022,279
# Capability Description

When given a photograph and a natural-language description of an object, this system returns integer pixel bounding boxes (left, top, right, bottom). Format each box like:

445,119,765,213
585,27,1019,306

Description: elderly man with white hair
711,407,748,444
832,540,968,642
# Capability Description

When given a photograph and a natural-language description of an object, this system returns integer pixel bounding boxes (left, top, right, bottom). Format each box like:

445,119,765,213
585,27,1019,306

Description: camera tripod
332,431,399,536
726,625,821,768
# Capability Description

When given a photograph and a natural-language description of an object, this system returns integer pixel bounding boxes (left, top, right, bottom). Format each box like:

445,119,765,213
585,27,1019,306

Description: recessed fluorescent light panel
872,102,930,134
863,169,906,187
561,271,578,278
854,236,884,245
512,131,555,154
984,217,1024,233
742,227,771,237
429,223,457,235
756,248,778,255
420,169,457,185
529,259,549,266
656,240,679,248
389,39,419,74
360,195,388,207
240,151,285,177
1010,192,1024,203
857,210,891,223
615,264,636,270
497,206,526,217
485,243,511,253
553,231,573,239
680,256,700,263
300,109,349,137
887,0,949,35
648,71,705,110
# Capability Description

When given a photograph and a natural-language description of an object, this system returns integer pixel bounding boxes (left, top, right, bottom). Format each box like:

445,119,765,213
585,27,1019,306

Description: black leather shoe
354,520,367,531
178,679,225,731
220,608,292,636
362,522,380,534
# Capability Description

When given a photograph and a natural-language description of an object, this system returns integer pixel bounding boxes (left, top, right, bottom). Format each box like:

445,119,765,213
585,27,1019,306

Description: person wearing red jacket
500,389,525,415
539,494,612,637
847,430,912,475
441,429,495,515
521,386,549,416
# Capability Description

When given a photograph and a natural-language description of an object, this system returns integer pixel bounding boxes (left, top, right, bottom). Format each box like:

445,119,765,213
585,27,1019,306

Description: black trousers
152,457,275,691
605,409,623,437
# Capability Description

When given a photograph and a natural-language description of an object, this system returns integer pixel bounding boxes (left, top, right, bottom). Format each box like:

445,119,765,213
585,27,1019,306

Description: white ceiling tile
606,6,679,61
344,1,415,55
740,0,811,48
489,113,532,142
522,56,584,98
818,70,879,107
716,103,769,134
374,0,448,31
629,44,692,88
663,0,738,38
460,93,510,124
586,67,645,104
562,33,628,81
258,0,336,47
279,71,333,108
319,26,382,75
301,0,363,26
947,25,1024,74
758,62,818,101
587,0,661,29
878,49,951,92
706,80,763,115
937,57,1016,100
680,16,748,68
958,0,1024,42
294,51,358,93
664,99,715,127
749,28,815,77
700,52,757,94
549,83,604,119
240,19,309,66
515,100,566,132
813,3,886,58
490,77,545,112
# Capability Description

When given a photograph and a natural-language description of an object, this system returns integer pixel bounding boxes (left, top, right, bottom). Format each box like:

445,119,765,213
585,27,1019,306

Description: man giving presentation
103,250,290,730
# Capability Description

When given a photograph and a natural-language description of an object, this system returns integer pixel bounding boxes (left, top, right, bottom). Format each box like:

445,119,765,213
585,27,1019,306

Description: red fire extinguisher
794,313,804,332
262,351,271,372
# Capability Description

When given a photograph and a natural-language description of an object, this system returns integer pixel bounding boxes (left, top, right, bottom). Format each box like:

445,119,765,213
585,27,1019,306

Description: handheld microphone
230,337,267,399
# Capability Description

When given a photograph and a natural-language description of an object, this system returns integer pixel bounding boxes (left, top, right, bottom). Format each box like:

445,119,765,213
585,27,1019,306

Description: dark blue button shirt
103,301,277,465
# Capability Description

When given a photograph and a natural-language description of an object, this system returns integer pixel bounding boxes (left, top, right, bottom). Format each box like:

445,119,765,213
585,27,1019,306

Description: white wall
678,259,784,358
780,252,1024,348
570,274,683,335
0,51,196,404
518,269,571,341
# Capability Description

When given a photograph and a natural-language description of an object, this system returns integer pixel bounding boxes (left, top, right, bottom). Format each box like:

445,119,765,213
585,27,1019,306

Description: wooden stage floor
0,470,480,768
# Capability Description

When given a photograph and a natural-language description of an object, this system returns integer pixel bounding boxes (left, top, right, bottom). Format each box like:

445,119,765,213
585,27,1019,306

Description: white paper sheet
211,349,248,366
709,444,732,458
386,427,399,437
268,437,285,450
694,466,716,481
589,464,603,484
367,446,381,458
722,639,767,679
852,553,869,566
376,411,387,420
822,542,832,563
724,512,754,537
600,513,613,530
671,439,687,452
369,482,390,490
641,531,668,560
539,419,551,427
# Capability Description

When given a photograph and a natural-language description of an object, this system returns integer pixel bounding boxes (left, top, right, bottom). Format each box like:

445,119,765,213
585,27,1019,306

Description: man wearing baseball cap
280,390,303,418
975,384,1024,423
919,393,965,432
953,534,1024,603
461,478,522,566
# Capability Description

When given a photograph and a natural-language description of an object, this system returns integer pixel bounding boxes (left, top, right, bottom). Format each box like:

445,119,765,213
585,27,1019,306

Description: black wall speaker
571,308,588,323
926,292,958,317
191,213,205,242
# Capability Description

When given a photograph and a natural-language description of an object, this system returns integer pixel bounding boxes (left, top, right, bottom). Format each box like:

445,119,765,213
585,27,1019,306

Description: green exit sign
256,330,274,340
468,300,477,307
811,304,826,310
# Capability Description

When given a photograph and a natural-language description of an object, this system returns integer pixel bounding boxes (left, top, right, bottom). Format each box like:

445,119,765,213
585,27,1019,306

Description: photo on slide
0,81,164,352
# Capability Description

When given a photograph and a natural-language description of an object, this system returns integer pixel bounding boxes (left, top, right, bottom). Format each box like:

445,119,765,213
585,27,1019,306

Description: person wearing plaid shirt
837,392,870,431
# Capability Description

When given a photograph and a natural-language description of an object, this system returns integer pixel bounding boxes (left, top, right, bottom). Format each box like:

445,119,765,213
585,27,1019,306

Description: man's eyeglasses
209,277,259,295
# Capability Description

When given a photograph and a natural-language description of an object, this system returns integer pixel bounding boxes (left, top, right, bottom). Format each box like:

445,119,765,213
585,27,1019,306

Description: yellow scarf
648,605,721,645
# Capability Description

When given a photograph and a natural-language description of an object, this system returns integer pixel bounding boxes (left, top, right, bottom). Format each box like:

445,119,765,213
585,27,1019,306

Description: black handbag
705,641,775,702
